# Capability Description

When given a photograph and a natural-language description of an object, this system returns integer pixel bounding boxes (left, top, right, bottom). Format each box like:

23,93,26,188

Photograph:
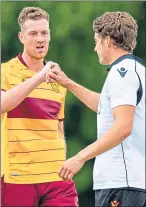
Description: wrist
66,79,75,90
76,152,87,163
37,71,46,83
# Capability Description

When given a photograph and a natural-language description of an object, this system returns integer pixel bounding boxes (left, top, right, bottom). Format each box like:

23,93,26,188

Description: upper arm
112,105,135,132
108,66,139,131
107,65,139,109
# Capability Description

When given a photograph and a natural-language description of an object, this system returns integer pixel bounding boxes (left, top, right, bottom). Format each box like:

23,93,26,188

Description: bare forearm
48,69,100,111
1,73,43,114
77,122,131,162
67,80,100,112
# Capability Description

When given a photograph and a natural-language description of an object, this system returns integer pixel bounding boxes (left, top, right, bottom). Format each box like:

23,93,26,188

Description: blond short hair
18,7,49,29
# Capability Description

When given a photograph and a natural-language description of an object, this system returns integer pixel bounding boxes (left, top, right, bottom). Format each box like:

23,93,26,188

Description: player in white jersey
48,12,146,206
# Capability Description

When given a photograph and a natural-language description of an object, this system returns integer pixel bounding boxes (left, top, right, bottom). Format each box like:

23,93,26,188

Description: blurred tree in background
1,1,145,206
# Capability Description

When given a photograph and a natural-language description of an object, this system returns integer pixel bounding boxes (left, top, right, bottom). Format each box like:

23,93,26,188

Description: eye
29,31,37,36
42,31,48,35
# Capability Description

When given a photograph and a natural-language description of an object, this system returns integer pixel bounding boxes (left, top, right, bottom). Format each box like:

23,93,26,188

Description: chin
32,52,47,60
36,54,46,59
99,58,104,64
99,58,108,65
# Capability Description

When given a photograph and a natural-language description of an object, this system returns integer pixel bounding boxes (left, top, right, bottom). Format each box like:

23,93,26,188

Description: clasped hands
41,61,70,88
43,61,61,84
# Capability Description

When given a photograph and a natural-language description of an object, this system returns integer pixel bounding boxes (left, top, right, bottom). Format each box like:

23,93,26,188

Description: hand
58,155,85,180
39,61,58,82
48,68,71,88
46,64,62,84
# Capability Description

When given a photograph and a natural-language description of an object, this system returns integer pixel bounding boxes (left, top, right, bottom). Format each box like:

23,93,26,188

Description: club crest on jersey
117,67,128,77
50,83,59,93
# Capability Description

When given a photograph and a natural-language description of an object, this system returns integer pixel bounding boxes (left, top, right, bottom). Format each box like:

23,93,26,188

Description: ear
106,36,110,45
101,36,109,46
106,36,113,48
18,31,24,44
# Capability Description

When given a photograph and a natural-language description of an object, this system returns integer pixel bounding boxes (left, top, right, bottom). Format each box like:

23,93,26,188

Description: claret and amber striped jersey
1,55,67,184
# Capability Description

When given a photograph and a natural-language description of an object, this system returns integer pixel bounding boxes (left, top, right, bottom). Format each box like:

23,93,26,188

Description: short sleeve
107,67,139,109
57,88,67,120
1,64,10,91
1,73,10,91
58,96,66,121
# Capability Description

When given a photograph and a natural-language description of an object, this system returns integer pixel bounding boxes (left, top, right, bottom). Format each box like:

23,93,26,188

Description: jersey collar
17,53,47,68
107,54,143,72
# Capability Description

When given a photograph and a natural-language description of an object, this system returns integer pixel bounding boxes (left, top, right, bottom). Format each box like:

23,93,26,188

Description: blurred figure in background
1,7,78,207
48,12,146,207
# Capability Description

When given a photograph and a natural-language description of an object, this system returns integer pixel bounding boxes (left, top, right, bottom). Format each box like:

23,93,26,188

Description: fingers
50,66,61,74
49,71,59,79
45,65,68,87
63,170,71,180
40,61,61,83
46,72,57,84
45,63,61,83
59,169,73,180
59,168,67,179
64,172,73,180
58,165,74,180
47,61,59,69
46,77,56,84
43,62,59,75
46,72,58,83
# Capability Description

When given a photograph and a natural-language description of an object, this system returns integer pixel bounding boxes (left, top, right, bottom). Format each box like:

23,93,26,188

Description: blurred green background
1,1,145,206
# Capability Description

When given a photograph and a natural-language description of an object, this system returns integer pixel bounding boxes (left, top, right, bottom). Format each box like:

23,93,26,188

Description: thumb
49,71,59,80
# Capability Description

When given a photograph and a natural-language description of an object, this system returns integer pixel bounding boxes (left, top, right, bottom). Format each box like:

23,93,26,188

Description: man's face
94,33,110,65
19,19,50,59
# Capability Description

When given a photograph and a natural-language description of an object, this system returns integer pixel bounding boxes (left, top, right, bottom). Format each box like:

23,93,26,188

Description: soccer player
48,12,146,206
1,7,78,206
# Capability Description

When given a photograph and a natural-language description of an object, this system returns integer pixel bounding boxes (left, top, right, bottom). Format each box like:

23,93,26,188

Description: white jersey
93,54,145,190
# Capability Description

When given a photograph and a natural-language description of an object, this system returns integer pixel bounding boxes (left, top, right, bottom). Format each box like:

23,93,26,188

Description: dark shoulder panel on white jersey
107,54,144,106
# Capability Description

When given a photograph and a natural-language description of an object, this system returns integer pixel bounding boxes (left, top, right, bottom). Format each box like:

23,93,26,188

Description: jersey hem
4,176,63,184
93,183,145,190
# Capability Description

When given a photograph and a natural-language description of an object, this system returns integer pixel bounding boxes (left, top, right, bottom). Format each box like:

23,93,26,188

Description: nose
36,33,44,42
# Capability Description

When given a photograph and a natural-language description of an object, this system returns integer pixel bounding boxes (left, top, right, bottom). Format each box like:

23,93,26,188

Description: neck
109,49,131,65
22,52,44,72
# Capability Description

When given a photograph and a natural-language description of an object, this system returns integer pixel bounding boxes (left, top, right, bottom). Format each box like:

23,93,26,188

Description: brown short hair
93,12,138,52
18,7,49,29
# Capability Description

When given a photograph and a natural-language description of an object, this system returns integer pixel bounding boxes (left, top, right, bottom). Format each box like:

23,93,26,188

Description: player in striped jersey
1,7,78,207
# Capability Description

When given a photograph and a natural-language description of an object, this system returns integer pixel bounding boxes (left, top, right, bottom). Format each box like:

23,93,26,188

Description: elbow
1,96,13,114
1,102,5,114
87,105,97,113
120,123,133,139
1,105,6,114
1,101,9,114
93,108,98,113
91,104,98,113
1,96,8,114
